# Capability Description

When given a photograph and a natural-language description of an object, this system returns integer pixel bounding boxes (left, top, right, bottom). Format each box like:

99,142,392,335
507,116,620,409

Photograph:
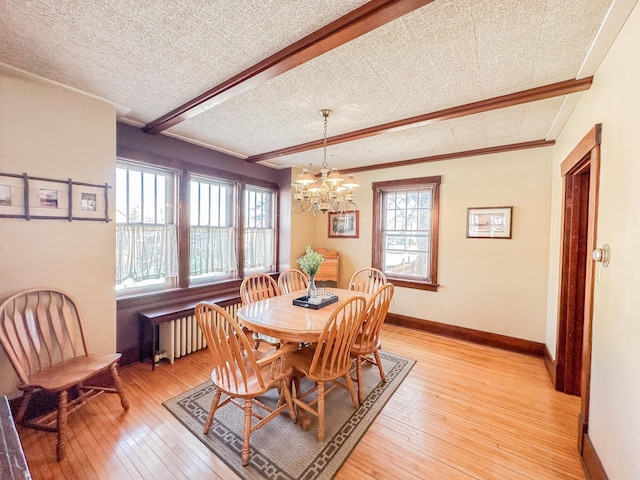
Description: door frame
555,124,601,452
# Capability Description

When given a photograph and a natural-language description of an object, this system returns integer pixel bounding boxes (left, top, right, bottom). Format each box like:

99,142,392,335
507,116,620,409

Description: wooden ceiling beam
337,139,555,174
246,77,592,163
143,0,435,135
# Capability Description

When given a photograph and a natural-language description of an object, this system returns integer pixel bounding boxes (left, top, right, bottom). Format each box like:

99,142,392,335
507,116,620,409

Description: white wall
0,67,117,397
315,147,553,342
546,3,640,478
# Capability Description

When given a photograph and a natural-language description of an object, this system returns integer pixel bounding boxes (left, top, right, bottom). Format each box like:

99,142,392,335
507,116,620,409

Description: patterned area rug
163,350,414,480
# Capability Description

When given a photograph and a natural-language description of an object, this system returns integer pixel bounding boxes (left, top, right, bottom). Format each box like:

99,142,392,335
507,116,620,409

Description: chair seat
22,353,122,392
212,353,292,397
288,344,351,382
350,336,382,356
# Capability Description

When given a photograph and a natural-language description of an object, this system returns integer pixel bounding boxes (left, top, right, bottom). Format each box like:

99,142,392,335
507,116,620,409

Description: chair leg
344,372,360,410
242,399,253,466
14,390,33,424
373,349,386,382
204,390,221,435
110,363,130,410
280,378,297,423
355,355,364,404
56,390,69,462
317,382,325,443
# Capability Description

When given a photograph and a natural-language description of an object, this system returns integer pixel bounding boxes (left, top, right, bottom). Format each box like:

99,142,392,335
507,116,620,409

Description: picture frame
328,211,359,238
0,174,26,218
466,206,512,239
0,172,110,222
28,178,69,219
71,183,108,220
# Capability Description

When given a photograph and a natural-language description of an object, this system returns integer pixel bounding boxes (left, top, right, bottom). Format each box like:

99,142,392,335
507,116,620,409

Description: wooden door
555,124,601,452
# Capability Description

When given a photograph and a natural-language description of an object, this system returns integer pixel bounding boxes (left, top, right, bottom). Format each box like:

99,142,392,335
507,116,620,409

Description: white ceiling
0,0,632,172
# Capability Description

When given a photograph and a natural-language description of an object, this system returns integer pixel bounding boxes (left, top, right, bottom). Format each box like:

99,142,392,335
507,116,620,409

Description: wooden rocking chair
0,288,129,461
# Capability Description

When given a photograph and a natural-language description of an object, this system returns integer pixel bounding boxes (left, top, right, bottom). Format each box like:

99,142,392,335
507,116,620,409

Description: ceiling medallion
291,109,359,216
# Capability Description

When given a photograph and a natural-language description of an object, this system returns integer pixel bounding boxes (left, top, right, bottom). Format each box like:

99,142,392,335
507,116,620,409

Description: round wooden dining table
236,288,370,344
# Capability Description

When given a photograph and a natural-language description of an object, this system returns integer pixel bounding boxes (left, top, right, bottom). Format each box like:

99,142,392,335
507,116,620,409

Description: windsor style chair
0,288,129,461
195,302,297,466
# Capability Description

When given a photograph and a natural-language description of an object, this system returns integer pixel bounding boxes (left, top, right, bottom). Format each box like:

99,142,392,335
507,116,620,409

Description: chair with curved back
195,302,297,466
0,288,129,461
288,294,367,442
350,283,395,404
240,273,282,348
348,267,387,294
277,268,309,295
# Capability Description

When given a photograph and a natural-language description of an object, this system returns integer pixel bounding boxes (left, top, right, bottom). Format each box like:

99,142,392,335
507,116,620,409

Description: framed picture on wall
466,206,512,239
328,211,359,238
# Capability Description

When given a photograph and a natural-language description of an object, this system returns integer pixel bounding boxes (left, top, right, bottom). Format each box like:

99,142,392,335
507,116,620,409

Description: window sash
115,224,178,287
243,187,276,272
190,226,237,279
373,176,440,290
116,161,177,292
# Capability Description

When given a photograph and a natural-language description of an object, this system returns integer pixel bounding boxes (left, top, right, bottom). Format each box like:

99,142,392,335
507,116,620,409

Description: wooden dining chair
351,283,395,404
0,288,129,461
288,295,367,442
348,267,387,294
240,273,282,348
194,302,297,466
277,268,309,294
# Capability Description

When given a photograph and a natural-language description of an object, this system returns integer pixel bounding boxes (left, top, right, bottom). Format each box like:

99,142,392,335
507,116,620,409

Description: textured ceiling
0,0,625,172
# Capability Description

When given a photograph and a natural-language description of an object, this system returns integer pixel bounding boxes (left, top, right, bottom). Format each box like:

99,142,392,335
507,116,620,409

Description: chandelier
291,109,359,215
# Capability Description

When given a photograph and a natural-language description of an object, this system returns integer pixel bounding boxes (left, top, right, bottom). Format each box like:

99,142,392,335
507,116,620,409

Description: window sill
386,277,438,292
117,279,243,310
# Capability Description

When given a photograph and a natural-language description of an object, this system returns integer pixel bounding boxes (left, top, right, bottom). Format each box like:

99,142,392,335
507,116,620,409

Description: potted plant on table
296,245,324,300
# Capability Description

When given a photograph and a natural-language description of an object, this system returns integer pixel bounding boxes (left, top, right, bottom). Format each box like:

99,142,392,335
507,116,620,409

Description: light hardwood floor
18,324,585,479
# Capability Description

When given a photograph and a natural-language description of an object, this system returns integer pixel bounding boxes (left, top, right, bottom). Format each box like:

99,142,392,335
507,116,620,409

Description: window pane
407,192,418,209
142,172,156,224
407,209,418,230
386,193,396,209
190,181,199,226
156,177,166,223
396,211,406,230
418,209,430,230
419,191,431,208
128,170,141,223
115,167,127,223
200,184,210,226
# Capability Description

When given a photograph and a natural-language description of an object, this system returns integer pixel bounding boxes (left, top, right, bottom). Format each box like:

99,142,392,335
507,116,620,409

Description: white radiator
157,303,240,364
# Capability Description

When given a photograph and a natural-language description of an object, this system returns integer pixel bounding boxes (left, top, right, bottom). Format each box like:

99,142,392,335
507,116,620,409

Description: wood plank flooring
17,324,585,479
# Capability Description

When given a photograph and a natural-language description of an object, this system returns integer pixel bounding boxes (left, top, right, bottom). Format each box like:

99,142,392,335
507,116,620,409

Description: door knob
592,244,610,267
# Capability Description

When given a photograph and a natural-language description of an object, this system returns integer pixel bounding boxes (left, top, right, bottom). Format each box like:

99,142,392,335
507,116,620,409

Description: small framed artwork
71,183,108,220
467,206,512,239
328,211,359,238
28,178,68,219
0,174,26,218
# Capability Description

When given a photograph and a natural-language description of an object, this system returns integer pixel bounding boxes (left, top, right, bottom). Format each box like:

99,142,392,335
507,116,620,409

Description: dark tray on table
292,294,339,309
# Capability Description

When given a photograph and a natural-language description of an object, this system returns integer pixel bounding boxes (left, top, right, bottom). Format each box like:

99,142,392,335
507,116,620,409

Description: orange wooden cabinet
315,248,339,285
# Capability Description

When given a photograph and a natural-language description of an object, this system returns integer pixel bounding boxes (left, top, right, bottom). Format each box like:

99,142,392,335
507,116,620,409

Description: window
372,176,440,291
189,176,237,281
115,161,178,291
116,158,279,295
244,186,276,273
